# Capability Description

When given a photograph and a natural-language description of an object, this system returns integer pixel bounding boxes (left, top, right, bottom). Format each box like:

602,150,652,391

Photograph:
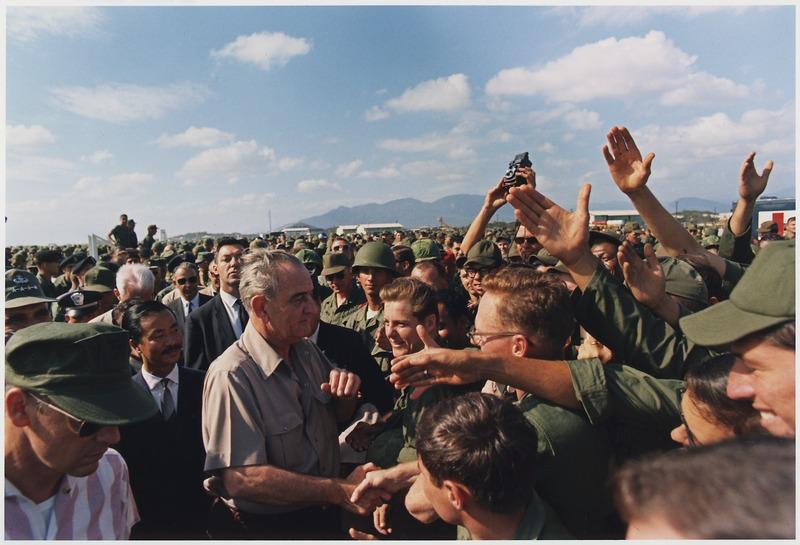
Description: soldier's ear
5,389,33,428
250,294,269,322
443,480,472,512
129,339,142,359
511,334,528,358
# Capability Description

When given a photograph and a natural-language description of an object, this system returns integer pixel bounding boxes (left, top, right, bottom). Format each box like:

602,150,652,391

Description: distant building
335,223,403,236
281,223,324,238
589,210,643,228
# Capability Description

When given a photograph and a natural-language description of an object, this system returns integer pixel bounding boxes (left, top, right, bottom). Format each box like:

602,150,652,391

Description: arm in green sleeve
718,217,755,265
574,263,718,378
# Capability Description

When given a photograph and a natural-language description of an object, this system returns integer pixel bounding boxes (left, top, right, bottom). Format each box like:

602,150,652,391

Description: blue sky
5,4,796,245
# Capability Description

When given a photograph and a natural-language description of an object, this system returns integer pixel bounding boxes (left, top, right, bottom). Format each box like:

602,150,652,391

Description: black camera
502,152,532,190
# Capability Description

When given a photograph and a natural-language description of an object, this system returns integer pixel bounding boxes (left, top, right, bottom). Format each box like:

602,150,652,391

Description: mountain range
291,194,768,229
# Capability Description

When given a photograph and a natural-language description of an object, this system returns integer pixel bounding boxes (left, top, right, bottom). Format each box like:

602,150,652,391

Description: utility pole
268,209,272,233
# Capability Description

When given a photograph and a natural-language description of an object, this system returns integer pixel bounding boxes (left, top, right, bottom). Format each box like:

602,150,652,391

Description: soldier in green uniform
107,213,135,249
33,249,61,299
340,242,398,375
52,254,80,297
319,252,365,325
140,224,158,255
296,248,331,300
6,269,55,340
410,238,441,264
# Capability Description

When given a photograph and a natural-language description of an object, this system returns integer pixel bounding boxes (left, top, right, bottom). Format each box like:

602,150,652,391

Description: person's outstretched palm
602,126,655,195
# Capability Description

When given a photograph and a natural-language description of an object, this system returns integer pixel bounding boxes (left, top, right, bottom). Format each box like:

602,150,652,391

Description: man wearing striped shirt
4,322,158,540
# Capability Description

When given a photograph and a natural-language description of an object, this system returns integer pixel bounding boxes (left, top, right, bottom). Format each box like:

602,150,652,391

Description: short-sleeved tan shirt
202,322,340,514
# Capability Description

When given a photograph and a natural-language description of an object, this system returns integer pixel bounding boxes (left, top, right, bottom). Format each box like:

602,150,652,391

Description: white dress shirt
141,365,180,414
181,293,201,317
219,289,245,338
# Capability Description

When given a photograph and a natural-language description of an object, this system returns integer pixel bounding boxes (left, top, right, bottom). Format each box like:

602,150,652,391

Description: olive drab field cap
352,242,397,274
588,230,622,249
658,257,708,307
82,266,116,293
680,240,795,347
411,239,442,263
535,248,558,267
464,240,503,269
6,269,56,309
321,252,350,276
296,248,322,267
5,322,158,425
250,239,269,250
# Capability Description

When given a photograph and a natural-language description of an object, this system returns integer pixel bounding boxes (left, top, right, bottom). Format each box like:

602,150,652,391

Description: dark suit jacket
166,292,212,335
316,321,394,414
116,367,209,539
183,294,238,371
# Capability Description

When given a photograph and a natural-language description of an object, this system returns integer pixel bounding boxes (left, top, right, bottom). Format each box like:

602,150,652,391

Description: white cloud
488,129,513,143
365,106,390,122
81,150,113,164
74,172,155,193
177,140,277,186
537,143,556,154
358,166,401,179
486,31,749,106
378,124,477,161
6,154,76,183
635,104,795,164
211,31,311,71
217,193,275,209
154,126,234,148
335,160,363,178
385,74,470,112
277,157,304,171
6,124,56,150
297,179,342,193
51,82,208,123
563,108,602,131
379,133,456,154
8,7,105,42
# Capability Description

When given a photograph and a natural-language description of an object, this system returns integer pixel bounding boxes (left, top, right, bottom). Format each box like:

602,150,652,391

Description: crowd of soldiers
4,126,795,540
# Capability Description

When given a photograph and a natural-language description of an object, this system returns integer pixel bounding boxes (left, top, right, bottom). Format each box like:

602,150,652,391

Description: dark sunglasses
325,272,346,281
515,237,538,245
176,276,198,285
31,395,104,437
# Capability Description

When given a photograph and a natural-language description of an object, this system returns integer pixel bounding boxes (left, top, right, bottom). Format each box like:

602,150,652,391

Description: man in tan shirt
202,250,386,539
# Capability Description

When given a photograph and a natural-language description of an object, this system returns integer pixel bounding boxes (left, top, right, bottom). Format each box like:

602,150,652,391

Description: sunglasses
515,237,538,245
31,394,104,437
325,272,345,281
176,276,198,285
332,245,349,252
464,267,494,278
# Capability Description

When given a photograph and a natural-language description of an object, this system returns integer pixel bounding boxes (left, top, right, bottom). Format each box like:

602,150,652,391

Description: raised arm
461,167,535,254
730,152,774,237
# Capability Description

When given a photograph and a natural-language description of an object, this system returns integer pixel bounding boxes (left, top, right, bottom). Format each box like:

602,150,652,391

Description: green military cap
758,220,778,235
59,254,80,270
411,238,442,263
624,222,643,234
292,239,309,251
535,248,558,267
588,230,622,248
195,251,213,264
250,239,269,250
73,255,97,275
83,266,116,293
5,322,158,425
658,257,708,306
702,227,716,237
353,242,397,274
321,252,350,276
702,235,720,249
505,241,521,263
192,244,204,256
6,269,56,309
151,241,166,254
179,241,194,252
296,248,322,266
34,249,62,264
161,248,176,259
680,240,794,347
464,240,503,269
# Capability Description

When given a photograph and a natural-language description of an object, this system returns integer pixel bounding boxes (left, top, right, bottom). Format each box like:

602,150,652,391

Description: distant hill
296,194,735,229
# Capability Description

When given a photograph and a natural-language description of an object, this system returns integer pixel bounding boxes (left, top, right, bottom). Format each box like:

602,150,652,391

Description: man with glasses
330,236,354,264
459,240,504,315
184,237,247,370
5,322,158,539
165,262,212,334
320,252,365,325
513,225,543,264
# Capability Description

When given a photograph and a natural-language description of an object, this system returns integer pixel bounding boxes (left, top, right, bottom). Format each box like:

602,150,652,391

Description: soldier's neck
365,295,382,312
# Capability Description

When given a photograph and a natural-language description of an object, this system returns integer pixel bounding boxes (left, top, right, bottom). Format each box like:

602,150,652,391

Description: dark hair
684,354,762,436
613,436,795,538
434,288,469,322
765,320,795,350
215,237,244,261
392,245,415,264
417,393,539,513
112,297,146,327
121,300,175,343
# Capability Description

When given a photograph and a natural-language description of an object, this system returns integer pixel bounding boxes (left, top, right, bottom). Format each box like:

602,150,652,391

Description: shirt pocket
263,412,305,470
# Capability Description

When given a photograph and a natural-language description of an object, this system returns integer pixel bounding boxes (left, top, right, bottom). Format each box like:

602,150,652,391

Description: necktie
160,378,175,420
235,299,249,329
187,300,193,316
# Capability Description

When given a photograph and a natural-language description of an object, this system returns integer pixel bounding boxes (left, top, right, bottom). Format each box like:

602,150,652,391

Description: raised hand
321,368,361,398
602,126,655,195
617,241,666,310
506,183,592,267
485,178,510,212
739,152,774,201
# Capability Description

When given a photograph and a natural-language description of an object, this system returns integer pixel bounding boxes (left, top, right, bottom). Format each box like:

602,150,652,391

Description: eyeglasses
30,394,104,437
677,387,699,447
325,272,345,281
176,276,198,285
467,327,521,346
515,237,538,245
464,267,494,278
332,245,349,252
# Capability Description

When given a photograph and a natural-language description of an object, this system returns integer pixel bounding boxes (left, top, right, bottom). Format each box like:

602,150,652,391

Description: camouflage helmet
352,242,397,274
295,248,322,267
